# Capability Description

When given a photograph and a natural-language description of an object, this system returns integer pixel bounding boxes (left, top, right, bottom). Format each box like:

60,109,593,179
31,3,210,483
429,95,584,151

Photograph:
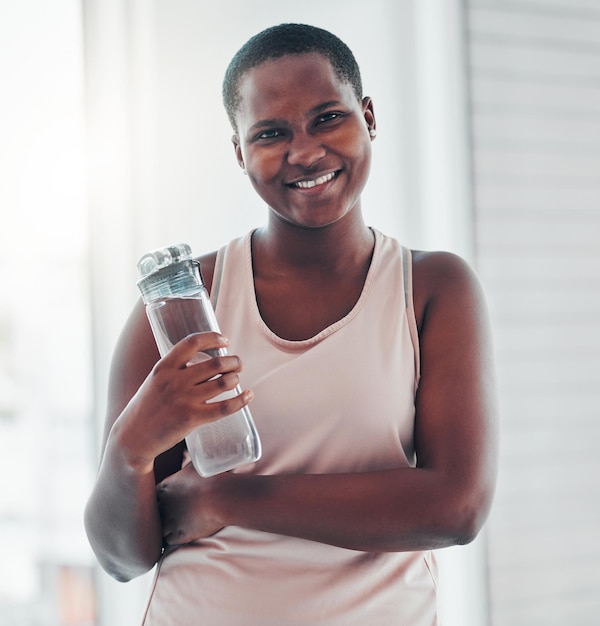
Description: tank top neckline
242,228,382,350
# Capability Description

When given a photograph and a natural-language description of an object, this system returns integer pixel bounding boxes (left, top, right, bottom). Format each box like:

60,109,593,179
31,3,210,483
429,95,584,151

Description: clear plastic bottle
136,243,261,477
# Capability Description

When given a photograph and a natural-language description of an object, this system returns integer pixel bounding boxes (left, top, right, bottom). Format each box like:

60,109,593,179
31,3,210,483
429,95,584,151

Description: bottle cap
137,243,192,280
136,243,203,302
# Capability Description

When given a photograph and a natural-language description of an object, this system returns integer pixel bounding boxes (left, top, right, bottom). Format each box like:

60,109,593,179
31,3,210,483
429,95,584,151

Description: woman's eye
317,112,341,124
257,129,281,140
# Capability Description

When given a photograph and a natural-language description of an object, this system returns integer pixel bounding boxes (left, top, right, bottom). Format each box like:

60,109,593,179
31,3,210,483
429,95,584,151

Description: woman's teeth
295,172,335,189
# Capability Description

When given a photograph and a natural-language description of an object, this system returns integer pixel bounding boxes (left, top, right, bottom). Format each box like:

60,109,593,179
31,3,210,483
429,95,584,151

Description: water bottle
136,243,261,477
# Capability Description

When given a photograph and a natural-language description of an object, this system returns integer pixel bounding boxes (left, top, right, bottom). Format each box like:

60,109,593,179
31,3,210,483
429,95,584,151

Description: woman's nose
286,133,326,168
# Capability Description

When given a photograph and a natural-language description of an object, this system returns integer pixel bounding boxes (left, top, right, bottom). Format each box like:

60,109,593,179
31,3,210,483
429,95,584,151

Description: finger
191,370,241,399
169,370,242,408
184,354,243,386
163,382,253,430
166,332,230,368
148,352,242,397
190,388,254,423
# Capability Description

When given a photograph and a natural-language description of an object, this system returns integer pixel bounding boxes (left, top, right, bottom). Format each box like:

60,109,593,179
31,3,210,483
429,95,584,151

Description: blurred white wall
465,1,600,624
0,1,96,624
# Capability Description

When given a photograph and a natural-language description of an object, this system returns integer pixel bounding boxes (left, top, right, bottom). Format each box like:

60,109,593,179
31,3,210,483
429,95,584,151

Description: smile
293,171,336,189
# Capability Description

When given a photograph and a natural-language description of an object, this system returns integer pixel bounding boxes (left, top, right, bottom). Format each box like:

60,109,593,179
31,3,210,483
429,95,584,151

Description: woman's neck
250,215,377,341
254,212,375,276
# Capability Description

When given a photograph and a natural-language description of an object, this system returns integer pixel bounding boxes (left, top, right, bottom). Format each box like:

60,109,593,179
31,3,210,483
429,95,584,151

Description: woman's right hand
111,331,253,473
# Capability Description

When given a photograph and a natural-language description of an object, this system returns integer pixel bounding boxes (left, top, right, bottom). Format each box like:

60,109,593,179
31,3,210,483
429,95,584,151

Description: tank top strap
401,245,421,391
210,245,227,308
401,246,410,308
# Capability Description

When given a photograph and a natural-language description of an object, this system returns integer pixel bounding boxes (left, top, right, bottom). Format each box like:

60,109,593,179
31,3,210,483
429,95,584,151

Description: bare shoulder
410,249,486,331
411,248,480,292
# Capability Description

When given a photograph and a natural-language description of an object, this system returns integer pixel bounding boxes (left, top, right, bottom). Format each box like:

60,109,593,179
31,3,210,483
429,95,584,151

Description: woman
85,23,498,625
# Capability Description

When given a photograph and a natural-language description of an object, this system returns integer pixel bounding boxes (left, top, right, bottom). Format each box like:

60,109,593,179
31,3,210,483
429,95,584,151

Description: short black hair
222,23,363,132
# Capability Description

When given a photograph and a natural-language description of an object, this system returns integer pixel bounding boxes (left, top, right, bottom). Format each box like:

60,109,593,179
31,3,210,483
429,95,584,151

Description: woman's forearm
211,466,493,553
84,425,164,582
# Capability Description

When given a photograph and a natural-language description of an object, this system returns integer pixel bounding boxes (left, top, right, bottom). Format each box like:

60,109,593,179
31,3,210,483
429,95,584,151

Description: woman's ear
232,135,246,172
362,97,376,138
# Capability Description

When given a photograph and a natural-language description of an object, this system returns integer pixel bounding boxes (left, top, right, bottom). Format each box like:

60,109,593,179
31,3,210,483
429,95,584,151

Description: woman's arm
84,300,166,582
83,254,255,581
158,251,499,552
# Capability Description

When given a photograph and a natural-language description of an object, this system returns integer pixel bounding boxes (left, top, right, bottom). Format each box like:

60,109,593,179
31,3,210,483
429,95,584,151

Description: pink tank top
141,229,439,625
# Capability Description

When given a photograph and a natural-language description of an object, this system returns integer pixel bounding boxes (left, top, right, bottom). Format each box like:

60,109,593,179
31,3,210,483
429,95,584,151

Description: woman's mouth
292,171,337,189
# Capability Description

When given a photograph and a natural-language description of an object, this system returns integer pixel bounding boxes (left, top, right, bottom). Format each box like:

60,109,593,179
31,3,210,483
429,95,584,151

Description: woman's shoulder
411,248,475,282
410,249,485,330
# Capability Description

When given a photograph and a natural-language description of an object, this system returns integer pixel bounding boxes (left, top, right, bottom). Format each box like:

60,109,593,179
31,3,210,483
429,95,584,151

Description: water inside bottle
186,410,259,476
149,296,217,356
146,295,261,476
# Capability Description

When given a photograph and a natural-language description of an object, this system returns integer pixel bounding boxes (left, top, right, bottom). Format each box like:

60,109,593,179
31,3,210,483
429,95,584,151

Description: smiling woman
84,21,498,626
232,52,375,232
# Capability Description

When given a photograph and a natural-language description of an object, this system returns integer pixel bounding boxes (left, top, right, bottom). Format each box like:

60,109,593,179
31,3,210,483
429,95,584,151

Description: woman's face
232,53,375,230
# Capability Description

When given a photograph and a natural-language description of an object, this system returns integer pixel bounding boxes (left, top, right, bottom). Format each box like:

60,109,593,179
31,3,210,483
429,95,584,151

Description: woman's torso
141,229,438,626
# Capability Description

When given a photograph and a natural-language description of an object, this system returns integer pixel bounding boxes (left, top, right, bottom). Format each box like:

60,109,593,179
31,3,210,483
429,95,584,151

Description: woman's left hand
157,463,225,545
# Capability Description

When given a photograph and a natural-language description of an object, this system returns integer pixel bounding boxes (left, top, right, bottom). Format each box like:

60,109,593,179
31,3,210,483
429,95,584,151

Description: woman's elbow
99,557,155,583
448,482,496,546
84,505,160,582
